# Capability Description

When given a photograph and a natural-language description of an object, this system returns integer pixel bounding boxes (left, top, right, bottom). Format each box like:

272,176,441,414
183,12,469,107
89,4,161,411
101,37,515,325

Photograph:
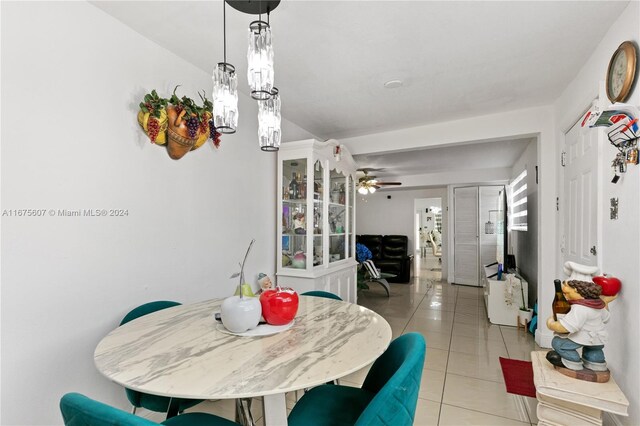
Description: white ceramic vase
220,295,262,333
518,308,533,325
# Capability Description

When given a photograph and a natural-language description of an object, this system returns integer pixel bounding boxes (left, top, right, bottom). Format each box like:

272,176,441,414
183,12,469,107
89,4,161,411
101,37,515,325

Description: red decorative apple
259,287,299,325
593,274,622,297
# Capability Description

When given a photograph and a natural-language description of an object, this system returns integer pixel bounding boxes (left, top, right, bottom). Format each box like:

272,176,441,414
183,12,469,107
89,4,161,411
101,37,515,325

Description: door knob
590,246,597,255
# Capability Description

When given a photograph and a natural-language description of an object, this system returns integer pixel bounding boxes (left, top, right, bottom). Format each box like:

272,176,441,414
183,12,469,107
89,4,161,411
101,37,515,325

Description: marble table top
94,296,392,400
531,351,629,416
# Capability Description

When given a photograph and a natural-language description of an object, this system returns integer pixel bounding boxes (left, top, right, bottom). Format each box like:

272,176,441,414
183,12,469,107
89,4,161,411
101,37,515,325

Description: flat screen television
496,188,510,271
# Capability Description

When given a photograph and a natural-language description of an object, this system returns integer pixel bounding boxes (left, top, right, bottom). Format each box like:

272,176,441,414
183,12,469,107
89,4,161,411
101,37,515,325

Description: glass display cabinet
278,139,358,302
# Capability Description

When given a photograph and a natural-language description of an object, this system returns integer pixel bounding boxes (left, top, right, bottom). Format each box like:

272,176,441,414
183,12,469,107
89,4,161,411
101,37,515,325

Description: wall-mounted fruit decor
137,86,222,159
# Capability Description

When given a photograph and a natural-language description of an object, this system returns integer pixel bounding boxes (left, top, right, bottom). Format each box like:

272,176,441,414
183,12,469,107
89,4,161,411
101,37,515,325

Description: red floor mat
499,357,537,398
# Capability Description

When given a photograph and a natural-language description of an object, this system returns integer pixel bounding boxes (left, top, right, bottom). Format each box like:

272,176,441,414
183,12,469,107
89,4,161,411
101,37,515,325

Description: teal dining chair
300,290,342,300
288,333,426,426
60,393,238,426
119,301,203,417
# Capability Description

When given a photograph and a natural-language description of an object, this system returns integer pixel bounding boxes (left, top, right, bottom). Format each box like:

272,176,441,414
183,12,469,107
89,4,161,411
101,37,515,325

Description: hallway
354,254,541,425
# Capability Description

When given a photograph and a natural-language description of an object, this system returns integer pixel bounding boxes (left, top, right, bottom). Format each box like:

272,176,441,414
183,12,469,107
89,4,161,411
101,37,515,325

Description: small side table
531,351,629,425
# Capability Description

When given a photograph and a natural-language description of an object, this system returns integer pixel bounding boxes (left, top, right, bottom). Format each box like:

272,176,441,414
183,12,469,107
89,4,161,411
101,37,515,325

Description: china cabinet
277,139,358,302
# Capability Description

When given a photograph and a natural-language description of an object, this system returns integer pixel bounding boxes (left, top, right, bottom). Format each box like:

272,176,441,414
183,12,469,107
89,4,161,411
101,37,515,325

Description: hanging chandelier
212,1,238,134
258,87,281,151
247,19,274,100
219,0,281,149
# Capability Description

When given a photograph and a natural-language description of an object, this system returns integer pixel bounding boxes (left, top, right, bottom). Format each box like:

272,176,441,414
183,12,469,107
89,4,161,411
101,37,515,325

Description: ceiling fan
357,168,402,194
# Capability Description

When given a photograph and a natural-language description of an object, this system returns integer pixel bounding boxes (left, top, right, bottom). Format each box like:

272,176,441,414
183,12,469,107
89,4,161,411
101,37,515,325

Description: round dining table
94,295,392,426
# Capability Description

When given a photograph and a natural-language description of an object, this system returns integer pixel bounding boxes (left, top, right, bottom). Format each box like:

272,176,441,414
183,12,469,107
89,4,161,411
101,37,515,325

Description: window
509,169,527,231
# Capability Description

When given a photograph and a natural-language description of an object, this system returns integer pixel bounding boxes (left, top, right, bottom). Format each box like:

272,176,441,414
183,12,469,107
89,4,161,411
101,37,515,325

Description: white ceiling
353,137,533,179
91,1,627,184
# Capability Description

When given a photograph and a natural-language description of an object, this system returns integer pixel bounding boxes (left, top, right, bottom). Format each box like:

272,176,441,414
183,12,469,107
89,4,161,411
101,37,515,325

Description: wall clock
606,41,637,103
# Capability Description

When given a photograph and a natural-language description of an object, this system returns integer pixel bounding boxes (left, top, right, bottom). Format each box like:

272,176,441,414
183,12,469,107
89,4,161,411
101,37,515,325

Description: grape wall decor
137,86,222,159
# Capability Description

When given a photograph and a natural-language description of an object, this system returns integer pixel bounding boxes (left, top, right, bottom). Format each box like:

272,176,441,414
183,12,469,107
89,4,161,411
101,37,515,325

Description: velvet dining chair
119,301,203,417
60,393,238,426
287,333,426,426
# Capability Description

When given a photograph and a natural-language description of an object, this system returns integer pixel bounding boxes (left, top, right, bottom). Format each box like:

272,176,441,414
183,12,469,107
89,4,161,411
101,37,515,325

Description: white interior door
479,186,503,268
562,119,598,267
454,187,479,286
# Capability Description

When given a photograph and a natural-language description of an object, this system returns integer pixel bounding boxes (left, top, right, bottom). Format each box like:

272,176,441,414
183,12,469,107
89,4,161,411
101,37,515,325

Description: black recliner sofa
356,235,412,283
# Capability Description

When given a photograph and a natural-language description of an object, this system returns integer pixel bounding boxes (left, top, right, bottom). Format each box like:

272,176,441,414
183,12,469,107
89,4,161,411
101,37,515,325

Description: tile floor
348,253,541,425
148,253,542,425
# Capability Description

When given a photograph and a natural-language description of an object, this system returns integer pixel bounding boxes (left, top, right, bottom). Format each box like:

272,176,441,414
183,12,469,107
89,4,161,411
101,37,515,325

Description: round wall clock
606,41,637,103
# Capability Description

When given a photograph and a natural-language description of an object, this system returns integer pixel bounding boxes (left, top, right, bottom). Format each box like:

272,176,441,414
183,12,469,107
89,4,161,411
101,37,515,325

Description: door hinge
556,197,560,211
561,151,567,167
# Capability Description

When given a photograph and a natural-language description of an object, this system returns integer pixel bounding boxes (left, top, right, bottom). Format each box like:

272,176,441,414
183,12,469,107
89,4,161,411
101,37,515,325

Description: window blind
509,169,528,231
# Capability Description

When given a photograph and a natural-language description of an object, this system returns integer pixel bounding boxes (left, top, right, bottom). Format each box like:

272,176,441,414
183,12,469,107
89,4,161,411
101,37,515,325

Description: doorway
414,197,443,278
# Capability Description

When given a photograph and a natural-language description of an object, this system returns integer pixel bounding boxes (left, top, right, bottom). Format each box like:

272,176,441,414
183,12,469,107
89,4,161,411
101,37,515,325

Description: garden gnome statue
546,280,617,381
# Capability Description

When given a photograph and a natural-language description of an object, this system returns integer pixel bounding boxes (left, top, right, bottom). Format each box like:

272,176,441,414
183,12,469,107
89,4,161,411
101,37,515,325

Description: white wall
356,187,448,279
509,139,538,307
0,2,310,424
553,2,639,424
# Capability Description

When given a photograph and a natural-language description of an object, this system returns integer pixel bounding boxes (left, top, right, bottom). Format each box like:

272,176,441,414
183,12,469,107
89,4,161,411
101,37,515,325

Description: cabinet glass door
329,169,346,263
313,160,324,266
282,158,308,269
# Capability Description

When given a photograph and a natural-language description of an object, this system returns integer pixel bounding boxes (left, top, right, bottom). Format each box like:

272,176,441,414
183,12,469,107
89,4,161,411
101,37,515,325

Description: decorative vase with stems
220,239,262,333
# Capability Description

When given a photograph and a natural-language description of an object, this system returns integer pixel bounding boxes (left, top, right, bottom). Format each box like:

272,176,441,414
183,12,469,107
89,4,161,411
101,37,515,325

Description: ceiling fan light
358,186,368,195
368,186,376,194
247,20,274,101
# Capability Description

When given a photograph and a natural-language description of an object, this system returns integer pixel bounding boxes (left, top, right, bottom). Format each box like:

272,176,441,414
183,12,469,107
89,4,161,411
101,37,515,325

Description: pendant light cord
223,0,227,64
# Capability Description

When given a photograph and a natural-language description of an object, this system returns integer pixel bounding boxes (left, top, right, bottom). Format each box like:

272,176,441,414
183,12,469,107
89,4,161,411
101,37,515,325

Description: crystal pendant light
212,1,238,134
258,88,281,151
247,19,274,100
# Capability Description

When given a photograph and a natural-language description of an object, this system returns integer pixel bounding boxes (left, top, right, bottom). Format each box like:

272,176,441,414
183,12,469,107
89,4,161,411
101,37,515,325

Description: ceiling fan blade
376,182,402,186
373,185,381,189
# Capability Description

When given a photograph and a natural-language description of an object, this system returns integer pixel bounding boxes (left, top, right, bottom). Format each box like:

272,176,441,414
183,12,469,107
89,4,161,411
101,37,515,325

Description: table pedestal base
236,398,256,426
263,393,287,426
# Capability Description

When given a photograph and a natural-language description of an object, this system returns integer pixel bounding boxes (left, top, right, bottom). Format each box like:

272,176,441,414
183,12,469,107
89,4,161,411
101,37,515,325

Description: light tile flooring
349,253,541,425
148,253,541,425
